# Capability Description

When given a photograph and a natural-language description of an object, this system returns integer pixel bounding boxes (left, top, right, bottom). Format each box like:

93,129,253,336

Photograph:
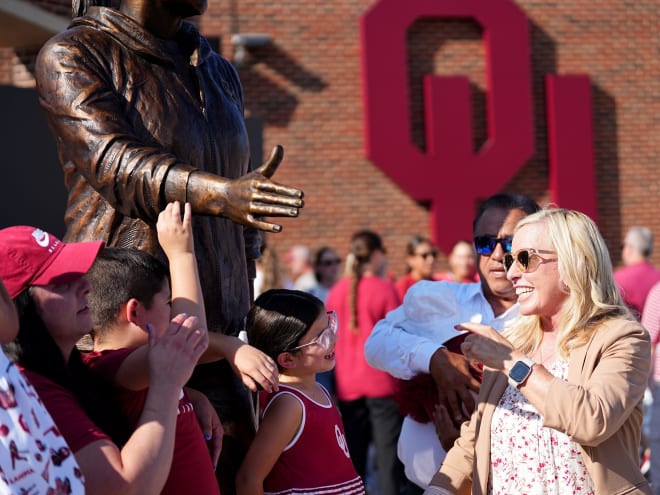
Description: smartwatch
507,358,536,388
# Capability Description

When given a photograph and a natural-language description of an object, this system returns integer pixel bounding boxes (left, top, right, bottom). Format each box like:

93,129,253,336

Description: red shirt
261,385,365,494
614,262,660,319
395,273,424,300
326,275,400,401
22,369,109,452
85,348,220,495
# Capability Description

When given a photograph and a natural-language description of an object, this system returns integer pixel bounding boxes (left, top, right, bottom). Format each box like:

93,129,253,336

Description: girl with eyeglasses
236,289,365,495
424,208,651,495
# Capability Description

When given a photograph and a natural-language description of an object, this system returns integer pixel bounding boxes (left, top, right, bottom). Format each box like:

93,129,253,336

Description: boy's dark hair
472,193,541,234
4,291,132,447
246,289,324,370
86,248,169,336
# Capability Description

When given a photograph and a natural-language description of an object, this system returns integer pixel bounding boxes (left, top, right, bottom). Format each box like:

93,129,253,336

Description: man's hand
433,404,461,452
429,347,480,423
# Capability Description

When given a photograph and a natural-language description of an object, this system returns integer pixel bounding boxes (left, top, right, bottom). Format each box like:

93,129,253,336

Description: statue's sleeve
35,35,195,224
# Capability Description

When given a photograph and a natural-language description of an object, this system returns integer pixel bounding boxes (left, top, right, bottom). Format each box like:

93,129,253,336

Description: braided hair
348,230,385,332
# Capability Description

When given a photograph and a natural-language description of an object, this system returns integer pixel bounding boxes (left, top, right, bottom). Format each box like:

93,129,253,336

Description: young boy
84,201,279,494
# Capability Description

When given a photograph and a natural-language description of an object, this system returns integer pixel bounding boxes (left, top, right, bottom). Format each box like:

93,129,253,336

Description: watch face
509,361,532,383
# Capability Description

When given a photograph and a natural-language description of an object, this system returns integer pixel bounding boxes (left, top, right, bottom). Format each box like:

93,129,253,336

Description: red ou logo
360,0,596,252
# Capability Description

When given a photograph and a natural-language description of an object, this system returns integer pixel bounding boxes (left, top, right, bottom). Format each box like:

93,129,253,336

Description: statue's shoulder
39,17,114,58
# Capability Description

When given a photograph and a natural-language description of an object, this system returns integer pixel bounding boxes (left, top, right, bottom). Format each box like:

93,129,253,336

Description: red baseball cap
0,226,104,299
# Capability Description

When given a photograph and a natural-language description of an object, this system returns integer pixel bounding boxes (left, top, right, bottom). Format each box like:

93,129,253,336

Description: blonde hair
504,208,633,359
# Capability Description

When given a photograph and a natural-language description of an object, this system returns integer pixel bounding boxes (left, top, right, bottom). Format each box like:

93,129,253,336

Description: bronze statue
35,1,303,493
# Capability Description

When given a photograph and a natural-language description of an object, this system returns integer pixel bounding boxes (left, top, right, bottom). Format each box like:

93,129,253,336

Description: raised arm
158,202,278,392
157,201,207,328
75,313,208,495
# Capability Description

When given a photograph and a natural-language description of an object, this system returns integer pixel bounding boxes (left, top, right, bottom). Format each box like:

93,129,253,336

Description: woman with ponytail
326,230,407,495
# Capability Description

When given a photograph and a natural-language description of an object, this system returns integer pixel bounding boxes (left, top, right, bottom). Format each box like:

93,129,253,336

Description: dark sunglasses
473,235,513,255
503,248,557,273
320,258,342,267
416,250,437,260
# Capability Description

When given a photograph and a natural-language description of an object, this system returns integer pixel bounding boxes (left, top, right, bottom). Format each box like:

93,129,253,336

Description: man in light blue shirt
365,193,540,491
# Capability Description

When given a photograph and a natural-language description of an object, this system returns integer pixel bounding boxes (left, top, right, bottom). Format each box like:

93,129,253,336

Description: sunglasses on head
473,235,513,255
503,248,557,273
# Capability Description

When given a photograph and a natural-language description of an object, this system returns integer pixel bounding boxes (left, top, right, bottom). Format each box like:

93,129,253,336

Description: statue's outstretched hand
185,145,304,232
222,145,304,232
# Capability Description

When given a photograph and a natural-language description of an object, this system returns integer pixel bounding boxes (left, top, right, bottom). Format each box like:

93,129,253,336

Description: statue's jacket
35,6,252,334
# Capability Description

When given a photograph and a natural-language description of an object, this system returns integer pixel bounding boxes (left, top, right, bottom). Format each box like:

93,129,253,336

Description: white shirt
364,280,519,488
365,280,518,379
0,350,85,494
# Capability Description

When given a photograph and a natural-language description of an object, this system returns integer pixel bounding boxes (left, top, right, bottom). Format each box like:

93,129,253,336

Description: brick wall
2,0,659,278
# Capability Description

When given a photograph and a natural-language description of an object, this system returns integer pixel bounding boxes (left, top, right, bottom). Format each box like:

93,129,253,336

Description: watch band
507,357,536,389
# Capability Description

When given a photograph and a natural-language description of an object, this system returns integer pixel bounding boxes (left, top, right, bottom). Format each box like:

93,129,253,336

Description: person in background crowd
435,240,479,284
0,225,207,495
236,289,365,495
255,242,285,299
327,230,406,495
424,208,651,495
285,245,317,292
395,236,438,300
0,276,85,494
615,226,660,319
307,246,342,395
643,281,660,494
365,193,540,494
308,246,342,303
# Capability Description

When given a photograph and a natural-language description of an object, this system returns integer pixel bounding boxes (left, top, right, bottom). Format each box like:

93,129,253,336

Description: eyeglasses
289,311,338,352
320,258,342,267
503,248,557,273
473,236,513,255
416,250,437,260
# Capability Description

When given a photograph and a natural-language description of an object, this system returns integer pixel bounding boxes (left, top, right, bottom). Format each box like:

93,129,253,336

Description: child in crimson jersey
84,201,279,495
236,289,366,495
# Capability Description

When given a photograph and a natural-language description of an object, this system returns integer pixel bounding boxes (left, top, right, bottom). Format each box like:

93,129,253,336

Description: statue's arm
36,35,303,230
35,37,192,223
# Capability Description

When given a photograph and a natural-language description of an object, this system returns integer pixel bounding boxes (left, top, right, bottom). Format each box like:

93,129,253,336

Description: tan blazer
431,318,652,495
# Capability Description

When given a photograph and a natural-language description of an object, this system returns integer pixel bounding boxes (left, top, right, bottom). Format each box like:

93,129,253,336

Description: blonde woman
425,208,651,495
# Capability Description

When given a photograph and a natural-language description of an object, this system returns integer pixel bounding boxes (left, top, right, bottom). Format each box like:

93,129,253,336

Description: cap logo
32,229,50,248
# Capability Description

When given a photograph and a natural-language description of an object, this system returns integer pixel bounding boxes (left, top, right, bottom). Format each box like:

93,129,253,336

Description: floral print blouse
489,360,595,494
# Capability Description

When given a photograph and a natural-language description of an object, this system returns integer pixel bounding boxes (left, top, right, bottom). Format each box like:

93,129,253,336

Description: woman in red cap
0,225,208,495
